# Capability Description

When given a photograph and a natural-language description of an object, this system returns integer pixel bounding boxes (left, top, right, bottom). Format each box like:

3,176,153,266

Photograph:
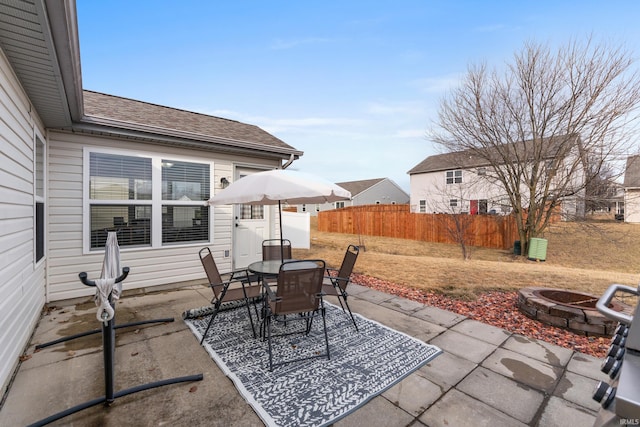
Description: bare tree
427,181,477,259
430,38,640,255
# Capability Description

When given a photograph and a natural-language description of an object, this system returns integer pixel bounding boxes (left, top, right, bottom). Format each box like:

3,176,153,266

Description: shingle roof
407,151,489,175
335,178,386,196
408,135,577,175
624,155,640,188
82,90,297,152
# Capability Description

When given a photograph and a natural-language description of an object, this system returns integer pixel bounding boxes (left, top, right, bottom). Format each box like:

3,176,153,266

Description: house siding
46,131,278,301
410,168,505,214
353,180,409,205
298,178,409,216
0,48,46,395
624,189,640,223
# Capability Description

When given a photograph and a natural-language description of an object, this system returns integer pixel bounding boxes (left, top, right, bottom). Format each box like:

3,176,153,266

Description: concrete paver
412,305,466,328
382,373,442,416
553,370,603,411
419,388,528,427
538,396,597,426
501,334,574,367
430,329,499,363
0,284,604,426
481,347,564,393
457,366,545,423
450,318,512,346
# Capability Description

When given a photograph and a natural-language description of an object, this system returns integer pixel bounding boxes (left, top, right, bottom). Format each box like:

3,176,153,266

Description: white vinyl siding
46,132,279,301
0,50,46,395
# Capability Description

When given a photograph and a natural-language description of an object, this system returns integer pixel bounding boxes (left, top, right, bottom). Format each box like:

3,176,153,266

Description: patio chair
263,259,329,371
262,238,292,261
198,247,262,344
323,244,360,331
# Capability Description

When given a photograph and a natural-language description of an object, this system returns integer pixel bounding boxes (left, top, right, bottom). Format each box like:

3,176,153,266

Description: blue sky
76,1,640,191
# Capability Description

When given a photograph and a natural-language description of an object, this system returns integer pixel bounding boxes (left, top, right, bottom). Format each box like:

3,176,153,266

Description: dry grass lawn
292,216,640,300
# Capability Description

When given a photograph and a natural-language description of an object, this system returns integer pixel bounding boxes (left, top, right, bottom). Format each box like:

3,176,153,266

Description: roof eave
71,115,303,160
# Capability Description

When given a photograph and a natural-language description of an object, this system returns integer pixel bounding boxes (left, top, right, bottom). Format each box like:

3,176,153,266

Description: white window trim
34,131,46,267
446,169,463,185
83,147,214,254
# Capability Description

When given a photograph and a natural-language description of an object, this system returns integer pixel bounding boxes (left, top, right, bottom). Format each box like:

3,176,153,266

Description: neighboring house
0,0,302,395
297,178,409,216
407,136,586,218
623,155,640,222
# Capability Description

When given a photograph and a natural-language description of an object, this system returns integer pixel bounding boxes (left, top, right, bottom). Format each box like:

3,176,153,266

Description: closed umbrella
207,169,351,260
95,231,122,322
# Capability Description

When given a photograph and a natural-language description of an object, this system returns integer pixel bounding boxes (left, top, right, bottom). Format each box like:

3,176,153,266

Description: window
87,151,211,250
477,167,486,176
450,199,458,207
35,136,45,262
239,205,264,219
335,201,345,209
446,170,462,184
419,200,426,213
301,204,306,212
162,160,210,245
479,200,488,214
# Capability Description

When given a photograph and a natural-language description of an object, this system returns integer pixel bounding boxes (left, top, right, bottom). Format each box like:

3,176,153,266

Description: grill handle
596,284,638,326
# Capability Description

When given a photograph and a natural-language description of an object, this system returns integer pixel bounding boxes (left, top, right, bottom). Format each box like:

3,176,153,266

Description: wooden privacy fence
317,205,520,250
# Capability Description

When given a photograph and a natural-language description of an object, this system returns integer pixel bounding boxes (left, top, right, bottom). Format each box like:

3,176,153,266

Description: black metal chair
198,247,262,343
262,238,292,261
262,259,329,371
322,245,360,331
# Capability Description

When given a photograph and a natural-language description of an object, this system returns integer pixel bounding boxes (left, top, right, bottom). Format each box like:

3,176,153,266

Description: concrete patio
0,282,606,426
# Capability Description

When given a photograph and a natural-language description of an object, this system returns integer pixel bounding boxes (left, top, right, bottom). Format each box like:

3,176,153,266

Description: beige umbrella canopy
208,169,351,260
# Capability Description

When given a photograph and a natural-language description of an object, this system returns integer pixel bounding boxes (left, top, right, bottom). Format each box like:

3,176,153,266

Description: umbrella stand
36,231,173,350
30,268,203,427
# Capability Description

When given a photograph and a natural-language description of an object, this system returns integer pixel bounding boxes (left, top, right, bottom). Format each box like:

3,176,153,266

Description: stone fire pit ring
517,287,628,337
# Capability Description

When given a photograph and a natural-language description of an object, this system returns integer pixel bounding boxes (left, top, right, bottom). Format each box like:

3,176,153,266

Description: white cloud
410,74,464,94
365,101,427,117
393,129,427,139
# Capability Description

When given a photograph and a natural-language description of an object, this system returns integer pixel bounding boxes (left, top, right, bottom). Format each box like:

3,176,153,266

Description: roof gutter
43,0,84,122
72,116,303,160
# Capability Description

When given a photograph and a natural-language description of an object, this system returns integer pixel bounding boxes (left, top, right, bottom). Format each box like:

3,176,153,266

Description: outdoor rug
184,302,442,427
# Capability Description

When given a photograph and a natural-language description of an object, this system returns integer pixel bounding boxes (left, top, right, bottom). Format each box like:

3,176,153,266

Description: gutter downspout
282,153,295,169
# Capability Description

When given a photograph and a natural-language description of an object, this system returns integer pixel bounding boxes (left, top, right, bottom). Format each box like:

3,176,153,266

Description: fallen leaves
352,273,609,358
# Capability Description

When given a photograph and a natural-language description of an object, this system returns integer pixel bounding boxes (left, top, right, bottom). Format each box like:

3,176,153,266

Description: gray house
297,178,409,216
0,0,302,395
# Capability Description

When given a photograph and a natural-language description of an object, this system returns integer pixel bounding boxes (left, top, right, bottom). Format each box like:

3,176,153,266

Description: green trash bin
528,237,548,261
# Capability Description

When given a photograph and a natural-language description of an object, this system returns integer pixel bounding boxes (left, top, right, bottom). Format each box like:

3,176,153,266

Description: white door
233,168,270,269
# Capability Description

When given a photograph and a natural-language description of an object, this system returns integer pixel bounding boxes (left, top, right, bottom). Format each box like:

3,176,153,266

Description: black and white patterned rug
184,302,442,427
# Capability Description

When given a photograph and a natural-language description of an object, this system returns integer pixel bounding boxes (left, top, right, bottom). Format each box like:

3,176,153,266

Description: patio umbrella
95,231,122,322
207,169,351,261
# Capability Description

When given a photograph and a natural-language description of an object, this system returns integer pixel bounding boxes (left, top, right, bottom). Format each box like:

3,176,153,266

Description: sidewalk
0,283,606,426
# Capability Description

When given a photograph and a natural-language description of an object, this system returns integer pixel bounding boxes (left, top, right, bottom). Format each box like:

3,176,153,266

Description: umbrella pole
279,200,284,262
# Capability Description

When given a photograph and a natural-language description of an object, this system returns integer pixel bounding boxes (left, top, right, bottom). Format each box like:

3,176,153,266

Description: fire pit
517,287,629,337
